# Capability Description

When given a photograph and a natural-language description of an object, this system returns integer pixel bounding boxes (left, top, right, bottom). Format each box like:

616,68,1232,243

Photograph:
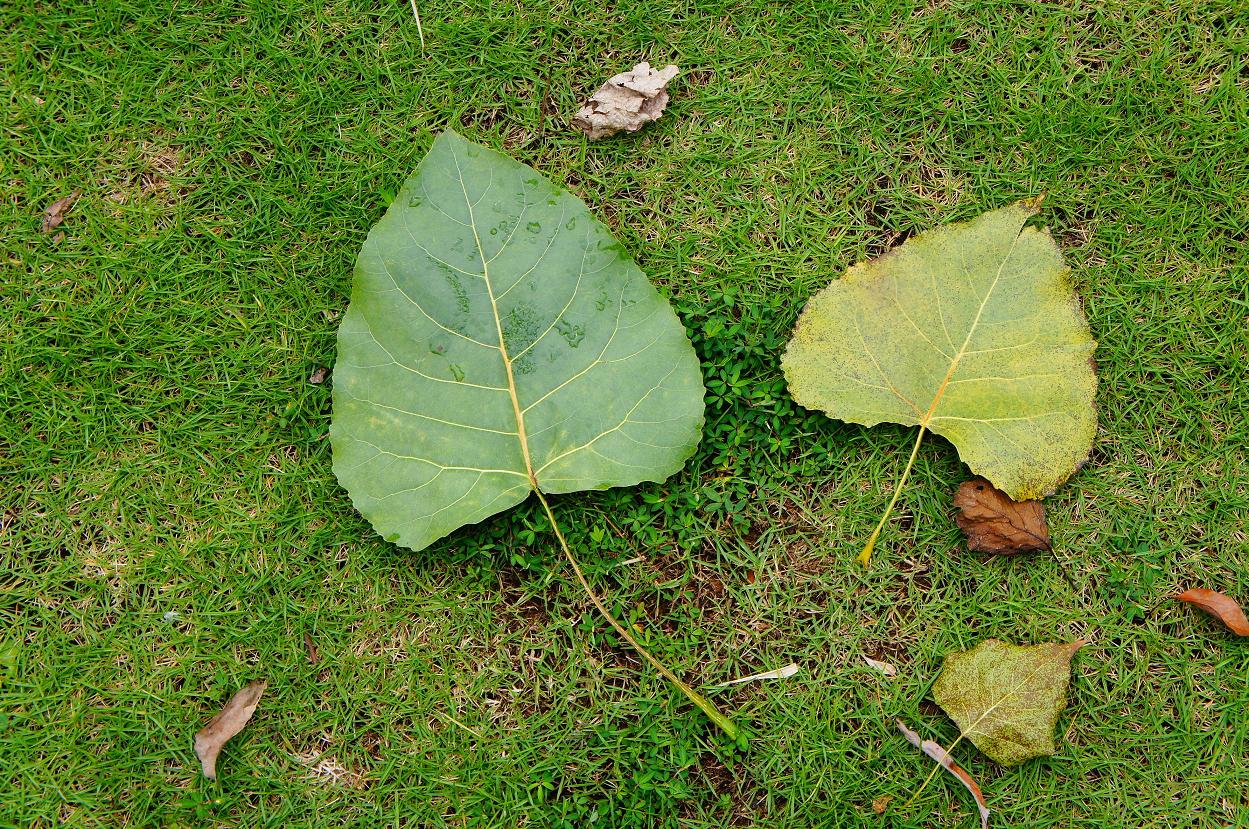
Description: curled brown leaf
954,477,1051,555
194,680,267,779
572,62,678,140
42,189,82,234
1174,589,1249,636
304,632,320,664
896,719,990,829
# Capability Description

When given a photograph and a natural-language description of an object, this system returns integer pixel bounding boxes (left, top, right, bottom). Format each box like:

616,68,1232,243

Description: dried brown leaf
194,680,267,779
1175,589,1249,636
954,477,1050,555
41,189,82,234
304,632,320,664
897,719,990,829
709,662,800,688
572,62,678,140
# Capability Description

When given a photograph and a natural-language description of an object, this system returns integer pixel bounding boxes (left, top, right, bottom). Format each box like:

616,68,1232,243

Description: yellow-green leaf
782,200,1096,561
932,639,1084,766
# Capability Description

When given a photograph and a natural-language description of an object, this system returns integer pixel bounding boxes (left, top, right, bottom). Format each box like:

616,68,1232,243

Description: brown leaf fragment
304,632,320,664
708,662,800,688
573,62,679,140
41,189,82,233
1174,589,1249,636
308,365,330,385
896,719,990,829
954,477,1050,555
194,680,267,779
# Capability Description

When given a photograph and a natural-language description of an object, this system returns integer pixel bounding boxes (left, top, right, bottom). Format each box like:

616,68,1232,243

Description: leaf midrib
918,214,1029,430
451,144,539,491
957,645,1074,740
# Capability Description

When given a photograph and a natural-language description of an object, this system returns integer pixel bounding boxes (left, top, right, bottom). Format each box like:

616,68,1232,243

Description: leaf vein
341,390,518,435
534,363,682,476
349,329,508,390
371,261,498,349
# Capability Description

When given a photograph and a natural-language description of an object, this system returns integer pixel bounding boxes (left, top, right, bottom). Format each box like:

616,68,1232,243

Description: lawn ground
3,1,1248,827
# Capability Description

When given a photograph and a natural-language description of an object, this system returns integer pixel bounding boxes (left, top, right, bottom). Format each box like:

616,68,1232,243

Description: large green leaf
331,131,704,551
783,201,1097,501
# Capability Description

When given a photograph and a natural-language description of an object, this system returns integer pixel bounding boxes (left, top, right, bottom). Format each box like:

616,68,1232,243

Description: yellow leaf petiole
534,489,740,741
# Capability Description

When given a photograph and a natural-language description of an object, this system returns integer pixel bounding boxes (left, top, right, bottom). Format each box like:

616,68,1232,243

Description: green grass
3,0,1248,826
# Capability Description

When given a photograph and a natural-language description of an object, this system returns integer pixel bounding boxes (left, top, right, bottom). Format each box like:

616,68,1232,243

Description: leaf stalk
859,424,928,566
533,489,740,741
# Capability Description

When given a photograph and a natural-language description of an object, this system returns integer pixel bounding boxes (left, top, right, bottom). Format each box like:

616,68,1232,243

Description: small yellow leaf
933,639,1083,766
